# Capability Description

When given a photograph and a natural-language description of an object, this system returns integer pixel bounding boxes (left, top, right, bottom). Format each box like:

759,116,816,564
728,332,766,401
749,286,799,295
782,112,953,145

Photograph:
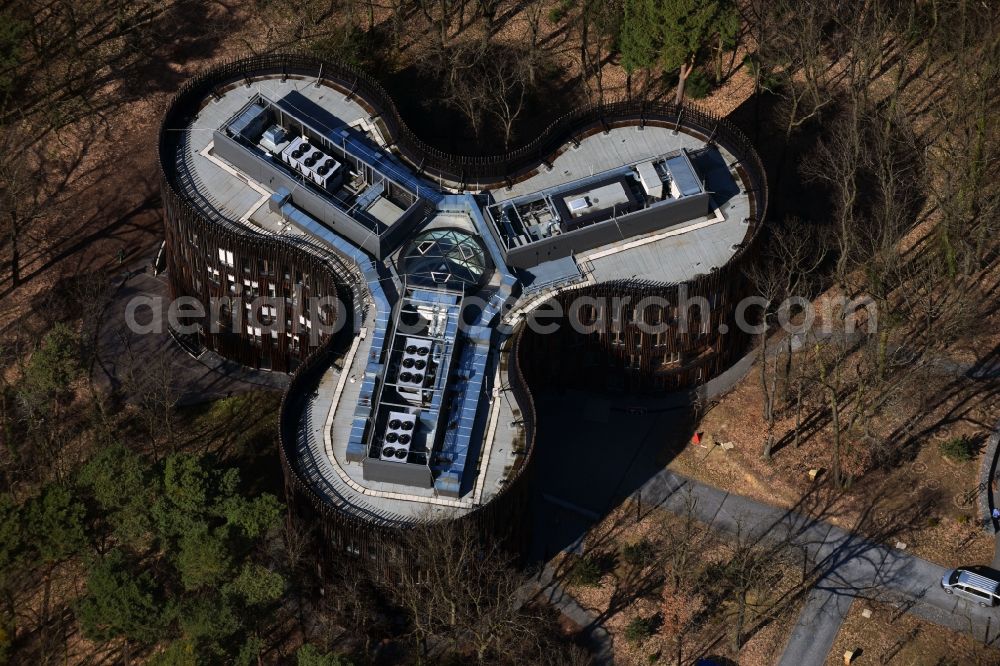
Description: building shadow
528,387,698,560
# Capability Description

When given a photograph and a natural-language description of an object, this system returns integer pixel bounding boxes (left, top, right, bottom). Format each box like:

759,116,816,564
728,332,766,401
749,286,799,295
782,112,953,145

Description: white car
941,568,1000,607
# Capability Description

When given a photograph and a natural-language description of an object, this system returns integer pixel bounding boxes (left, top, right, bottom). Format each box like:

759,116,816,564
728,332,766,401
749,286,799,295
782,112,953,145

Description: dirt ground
557,503,805,666
825,599,999,666
669,367,997,567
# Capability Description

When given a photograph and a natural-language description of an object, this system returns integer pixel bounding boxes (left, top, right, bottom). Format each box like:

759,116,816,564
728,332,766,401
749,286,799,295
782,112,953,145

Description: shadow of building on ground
529,387,698,560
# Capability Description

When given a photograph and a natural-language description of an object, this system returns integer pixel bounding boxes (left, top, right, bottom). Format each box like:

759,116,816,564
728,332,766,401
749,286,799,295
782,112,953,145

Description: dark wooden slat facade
276,328,538,578
159,53,767,572
162,186,340,372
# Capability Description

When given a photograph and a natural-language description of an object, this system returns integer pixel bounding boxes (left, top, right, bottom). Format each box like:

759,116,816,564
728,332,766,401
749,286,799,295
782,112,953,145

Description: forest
0,0,998,663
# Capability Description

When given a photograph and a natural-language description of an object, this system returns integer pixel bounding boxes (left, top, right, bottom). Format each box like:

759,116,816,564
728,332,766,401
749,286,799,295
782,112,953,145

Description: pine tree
620,0,659,96
657,0,738,104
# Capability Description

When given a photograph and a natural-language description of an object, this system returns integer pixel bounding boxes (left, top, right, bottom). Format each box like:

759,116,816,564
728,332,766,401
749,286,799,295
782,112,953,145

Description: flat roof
170,76,376,234
665,153,703,196
494,125,708,202
168,72,760,519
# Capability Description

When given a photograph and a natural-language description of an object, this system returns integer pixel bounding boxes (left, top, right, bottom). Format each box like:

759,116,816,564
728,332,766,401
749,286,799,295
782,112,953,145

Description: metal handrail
158,52,766,217
159,53,763,559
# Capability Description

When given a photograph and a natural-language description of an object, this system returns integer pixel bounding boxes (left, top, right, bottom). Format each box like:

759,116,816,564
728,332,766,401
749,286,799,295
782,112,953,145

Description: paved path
697,336,1000,665
536,455,1000,664
778,583,855,666
92,268,288,404
531,569,614,665
635,470,1000,658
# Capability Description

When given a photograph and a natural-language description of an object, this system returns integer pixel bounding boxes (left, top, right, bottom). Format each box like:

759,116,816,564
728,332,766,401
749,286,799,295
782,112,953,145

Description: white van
941,569,1000,607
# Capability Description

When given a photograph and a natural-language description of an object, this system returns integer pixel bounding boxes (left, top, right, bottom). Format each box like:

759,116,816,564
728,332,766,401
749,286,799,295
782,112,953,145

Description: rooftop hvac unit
260,125,288,154
282,136,306,165
568,197,590,213
380,410,418,462
636,160,664,199
397,338,434,401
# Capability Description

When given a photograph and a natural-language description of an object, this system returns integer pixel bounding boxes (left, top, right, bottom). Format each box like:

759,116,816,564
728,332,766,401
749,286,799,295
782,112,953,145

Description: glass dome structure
399,228,492,292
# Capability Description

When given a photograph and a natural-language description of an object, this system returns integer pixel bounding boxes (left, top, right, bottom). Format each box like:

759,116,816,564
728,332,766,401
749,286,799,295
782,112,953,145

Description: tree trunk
793,370,803,448
716,33,723,83
829,387,842,486
782,335,793,405
733,591,745,651
674,60,693,106
759,332,774,459
8,213,19,288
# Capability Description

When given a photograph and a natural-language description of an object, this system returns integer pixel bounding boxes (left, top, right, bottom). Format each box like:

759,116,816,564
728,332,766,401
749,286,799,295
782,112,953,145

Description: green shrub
621,540,656,567
685,71,712,99
549,0,575,23
625,616,655,644
939,436,976,462
309,26,368,68
568,555,602,587
742,54,782,92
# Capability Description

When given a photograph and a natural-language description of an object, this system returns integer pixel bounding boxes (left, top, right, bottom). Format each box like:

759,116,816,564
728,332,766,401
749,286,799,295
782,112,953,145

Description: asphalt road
637,469,1000,663
779,585,855,666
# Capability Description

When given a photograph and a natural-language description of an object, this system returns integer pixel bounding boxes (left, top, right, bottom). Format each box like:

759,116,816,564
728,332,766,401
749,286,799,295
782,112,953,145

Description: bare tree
659,490,711,665
0,123,44,291
420,39,489,137
724,524,776,653
484,51,530,150
757,0,837,142
380,519,546,664
743,221,826,459
578,0,622,103
121,343,179,461
523,0,546,86
421,39,540,148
